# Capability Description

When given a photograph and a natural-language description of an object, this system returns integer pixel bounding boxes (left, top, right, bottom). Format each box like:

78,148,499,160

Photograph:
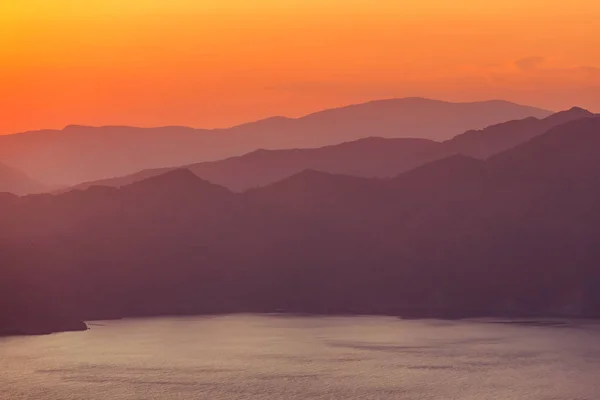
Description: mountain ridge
3,117,600,335
62,107,590,194
0,98,551,186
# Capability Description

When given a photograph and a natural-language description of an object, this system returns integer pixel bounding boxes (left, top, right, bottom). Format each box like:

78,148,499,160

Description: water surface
1,315,599,399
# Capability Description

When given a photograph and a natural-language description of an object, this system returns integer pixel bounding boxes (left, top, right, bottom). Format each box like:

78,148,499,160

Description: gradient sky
1,0,599,133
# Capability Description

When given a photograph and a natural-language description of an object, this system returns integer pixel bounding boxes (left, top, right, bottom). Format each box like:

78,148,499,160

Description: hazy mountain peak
127,168,230,195
568,106,590,113
545,107,594,122
260,169,374,192
298,97,548,118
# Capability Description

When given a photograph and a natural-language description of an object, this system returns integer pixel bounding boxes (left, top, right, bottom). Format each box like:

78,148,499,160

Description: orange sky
1,0,599,134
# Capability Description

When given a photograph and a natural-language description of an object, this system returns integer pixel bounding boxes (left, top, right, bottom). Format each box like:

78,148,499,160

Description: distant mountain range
2,115,600,334
0,98,550,186
65,107,591,193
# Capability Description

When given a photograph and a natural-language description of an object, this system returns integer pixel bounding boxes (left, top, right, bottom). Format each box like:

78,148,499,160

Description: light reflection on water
1,315,599,399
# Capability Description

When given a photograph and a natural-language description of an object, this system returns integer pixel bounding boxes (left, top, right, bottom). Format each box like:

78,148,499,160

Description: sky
1,0,599,134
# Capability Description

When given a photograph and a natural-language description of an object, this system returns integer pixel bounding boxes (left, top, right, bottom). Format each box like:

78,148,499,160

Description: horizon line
0,96,555,136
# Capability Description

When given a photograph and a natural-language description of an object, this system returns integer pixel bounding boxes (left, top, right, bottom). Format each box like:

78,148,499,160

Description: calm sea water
1,315,599,399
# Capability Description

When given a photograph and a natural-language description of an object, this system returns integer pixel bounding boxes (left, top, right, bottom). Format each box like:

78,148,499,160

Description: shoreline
4,309,598,338
0,319,88,338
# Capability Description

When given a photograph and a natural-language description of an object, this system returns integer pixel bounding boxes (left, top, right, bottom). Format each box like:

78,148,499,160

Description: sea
1,315,599,399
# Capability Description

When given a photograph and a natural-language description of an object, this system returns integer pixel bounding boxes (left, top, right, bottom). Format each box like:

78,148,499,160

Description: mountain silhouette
444,106,594,158
64,107,589,194
2,116,600,333
0,98,550,186
64,137,443,193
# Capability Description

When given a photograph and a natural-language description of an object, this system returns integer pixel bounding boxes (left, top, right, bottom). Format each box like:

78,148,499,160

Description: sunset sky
1,0,599,134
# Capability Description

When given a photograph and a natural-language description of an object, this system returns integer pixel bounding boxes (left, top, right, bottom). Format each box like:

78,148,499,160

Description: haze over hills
2,116,600,334
0,162,45,195
0,98,550,186
64,138,443,193
66,107,591,193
